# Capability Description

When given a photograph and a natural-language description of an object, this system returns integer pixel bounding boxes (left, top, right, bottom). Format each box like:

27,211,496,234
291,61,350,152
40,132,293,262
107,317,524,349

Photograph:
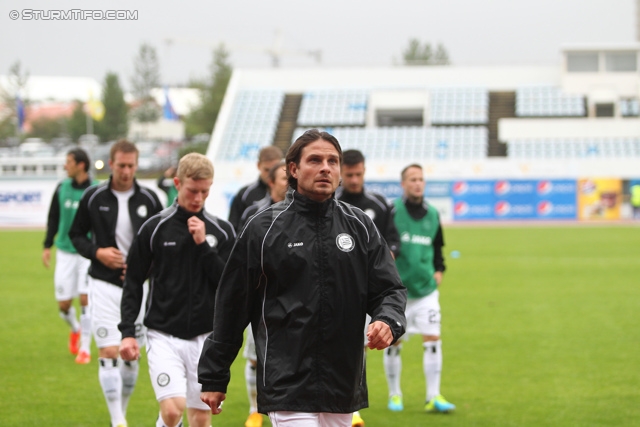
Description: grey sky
0,0,635,90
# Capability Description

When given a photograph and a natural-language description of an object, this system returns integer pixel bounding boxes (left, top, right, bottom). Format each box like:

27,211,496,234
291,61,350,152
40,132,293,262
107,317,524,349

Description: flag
16,94,25,131
85,91,105,121
163,86,179,121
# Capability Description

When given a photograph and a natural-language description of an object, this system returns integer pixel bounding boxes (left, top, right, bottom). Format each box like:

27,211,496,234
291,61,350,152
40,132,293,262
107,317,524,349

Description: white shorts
54,250,90,301
403,290,441,339
268,412,352,427
242,324,257,361
89,277,147,348
146,330,210,410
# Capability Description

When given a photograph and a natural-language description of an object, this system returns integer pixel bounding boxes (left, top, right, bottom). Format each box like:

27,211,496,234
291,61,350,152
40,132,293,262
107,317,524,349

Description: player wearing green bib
43,148,98,364
383,164,455,414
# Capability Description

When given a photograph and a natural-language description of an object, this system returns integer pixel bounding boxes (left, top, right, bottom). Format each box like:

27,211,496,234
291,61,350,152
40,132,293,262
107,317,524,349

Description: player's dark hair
67,148,90,172
285,129,342,188
342,149,365,166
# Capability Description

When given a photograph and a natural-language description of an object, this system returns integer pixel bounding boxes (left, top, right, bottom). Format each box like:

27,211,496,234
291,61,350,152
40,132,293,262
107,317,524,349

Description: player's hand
188,216,206,245
366,320,394,350
434,271,443,286
42,248,51,268
201,391,225,415
119,337,139,361
96,247,125,270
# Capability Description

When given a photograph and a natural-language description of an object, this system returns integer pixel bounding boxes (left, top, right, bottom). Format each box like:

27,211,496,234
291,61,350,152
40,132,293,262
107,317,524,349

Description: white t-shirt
112,187,135,259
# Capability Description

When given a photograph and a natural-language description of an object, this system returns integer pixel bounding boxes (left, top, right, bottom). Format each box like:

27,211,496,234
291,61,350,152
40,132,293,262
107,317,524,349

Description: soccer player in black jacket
120,153,235,427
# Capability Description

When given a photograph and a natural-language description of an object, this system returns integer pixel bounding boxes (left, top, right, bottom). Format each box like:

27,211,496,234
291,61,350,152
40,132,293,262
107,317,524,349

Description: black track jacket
198,189,407,414
69,177,162,287
119,203,236,340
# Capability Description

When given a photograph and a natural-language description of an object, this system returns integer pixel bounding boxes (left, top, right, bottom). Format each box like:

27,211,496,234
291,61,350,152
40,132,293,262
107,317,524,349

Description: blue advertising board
363,179,577,221
452,179,577,220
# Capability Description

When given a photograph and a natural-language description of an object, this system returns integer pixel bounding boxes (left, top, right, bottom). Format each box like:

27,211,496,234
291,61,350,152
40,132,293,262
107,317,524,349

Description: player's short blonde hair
176,153,214,181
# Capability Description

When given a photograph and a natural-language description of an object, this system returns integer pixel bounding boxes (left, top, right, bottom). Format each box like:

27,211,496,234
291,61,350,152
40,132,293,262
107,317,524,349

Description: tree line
1,38,449,146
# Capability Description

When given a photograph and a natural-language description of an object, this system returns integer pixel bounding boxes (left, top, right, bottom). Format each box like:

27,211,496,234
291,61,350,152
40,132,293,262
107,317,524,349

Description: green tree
67,101,87,142
184,44,232,138
26,116,66,141
95,72,128,142
130,43,161,124
402,39,450,66
0,61,29,140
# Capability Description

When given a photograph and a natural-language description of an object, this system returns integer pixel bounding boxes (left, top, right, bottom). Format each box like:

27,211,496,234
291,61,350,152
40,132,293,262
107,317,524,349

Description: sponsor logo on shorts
205,234,217,247
99,206,109,211
157,373,170,387
336,233,355,252
96,327,108,338
163,241,176,246
136,205,148,217
364,208,376,220
287,241,304,248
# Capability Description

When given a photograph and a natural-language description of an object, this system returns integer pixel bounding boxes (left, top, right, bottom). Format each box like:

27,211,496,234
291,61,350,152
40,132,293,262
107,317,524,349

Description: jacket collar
287,188,334,217
107,175,140,194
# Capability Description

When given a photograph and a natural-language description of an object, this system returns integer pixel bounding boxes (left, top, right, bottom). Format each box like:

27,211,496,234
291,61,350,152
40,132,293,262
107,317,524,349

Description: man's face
401,166,425,201
290,139,341,202
269,166,289,203
109,151,138,191
64,154,81,179
341,162,365,194
175,176,212,213
258,159,281,184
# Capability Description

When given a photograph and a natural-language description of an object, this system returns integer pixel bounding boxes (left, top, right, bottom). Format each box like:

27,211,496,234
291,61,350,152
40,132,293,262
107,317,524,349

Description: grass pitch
0,226,638,426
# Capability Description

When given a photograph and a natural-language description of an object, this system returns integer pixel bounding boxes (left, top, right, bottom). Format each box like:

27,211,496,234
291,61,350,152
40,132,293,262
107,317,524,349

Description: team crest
336,233,355,252
205,234,217,247
136,205,148,218
157,373,170,387
96,327,108,338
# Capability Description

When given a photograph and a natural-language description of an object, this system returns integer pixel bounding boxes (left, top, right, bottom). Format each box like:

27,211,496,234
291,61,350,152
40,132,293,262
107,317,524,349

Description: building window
604,52,637,72
595,103,615,117
566,52,599,72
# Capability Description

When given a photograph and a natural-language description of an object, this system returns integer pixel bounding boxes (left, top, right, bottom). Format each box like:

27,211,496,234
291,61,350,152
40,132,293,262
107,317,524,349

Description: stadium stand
217,89,284,161
429,87,489,125
293,126,487,160
619,98,640,117
297,89,369,126
507,137,640,159
516,85,586,117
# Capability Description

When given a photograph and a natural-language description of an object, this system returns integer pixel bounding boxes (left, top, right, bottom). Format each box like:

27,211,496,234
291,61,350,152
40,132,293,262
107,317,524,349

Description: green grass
1,226,639,426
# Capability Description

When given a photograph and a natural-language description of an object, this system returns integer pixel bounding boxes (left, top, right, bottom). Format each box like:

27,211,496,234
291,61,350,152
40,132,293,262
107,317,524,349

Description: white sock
383,344,402,397
60,306,80,332
99,358,126,426
423,340,443,401
156,412,183,427
245,360,258,413
120,358,139,416
80,305,92,353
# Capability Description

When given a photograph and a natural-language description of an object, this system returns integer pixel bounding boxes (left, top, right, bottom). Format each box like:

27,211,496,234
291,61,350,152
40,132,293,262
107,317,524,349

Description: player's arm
433,222,446,285
366,219,407,347
198,231,257,396
382,202,401,259
68,189,98,261
42,185,62,267
119,224,154,360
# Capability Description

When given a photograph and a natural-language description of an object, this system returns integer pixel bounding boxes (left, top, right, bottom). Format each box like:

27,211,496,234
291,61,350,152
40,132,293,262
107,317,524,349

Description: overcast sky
0,0,636,90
